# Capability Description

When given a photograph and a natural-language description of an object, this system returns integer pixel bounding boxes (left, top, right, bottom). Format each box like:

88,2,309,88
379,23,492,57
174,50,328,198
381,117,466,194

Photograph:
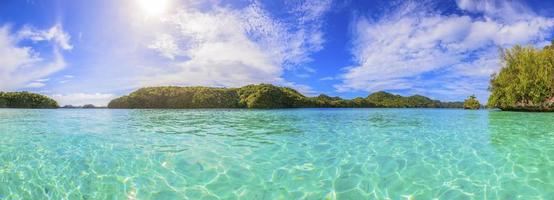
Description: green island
463,95,481,110
488,41,554,111
0,92,58,108
107,84,463,109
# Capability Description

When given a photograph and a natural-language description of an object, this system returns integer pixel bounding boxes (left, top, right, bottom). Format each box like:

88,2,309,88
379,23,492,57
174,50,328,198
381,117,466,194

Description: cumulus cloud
140,0,331,90
51,93,116,107
0,25,71,90
336,0,554,100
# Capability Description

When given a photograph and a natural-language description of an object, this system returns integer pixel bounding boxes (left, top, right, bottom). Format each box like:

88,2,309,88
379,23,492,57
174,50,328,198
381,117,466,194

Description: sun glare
137,0,170,17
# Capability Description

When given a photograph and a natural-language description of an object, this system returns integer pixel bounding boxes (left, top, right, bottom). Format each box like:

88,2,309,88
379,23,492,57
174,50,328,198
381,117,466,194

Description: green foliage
314,94,342,101
237,84,310,108
366,92,440,108
109,86,240,108
488,43,554,110
308,94,366,108
108,84,463,109
463,95,480,110
0,92,58,108
0,97,6,108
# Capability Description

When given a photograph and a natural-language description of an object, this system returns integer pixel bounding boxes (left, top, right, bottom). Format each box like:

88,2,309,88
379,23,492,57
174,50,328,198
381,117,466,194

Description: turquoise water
1,109,554,199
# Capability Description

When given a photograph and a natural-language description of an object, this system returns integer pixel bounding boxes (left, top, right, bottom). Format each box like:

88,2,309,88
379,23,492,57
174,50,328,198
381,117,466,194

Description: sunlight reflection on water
1,109,553,199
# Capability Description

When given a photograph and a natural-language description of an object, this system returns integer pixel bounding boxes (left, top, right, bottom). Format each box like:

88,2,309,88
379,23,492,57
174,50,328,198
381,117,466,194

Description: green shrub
463,95,480,110
488,42,554,110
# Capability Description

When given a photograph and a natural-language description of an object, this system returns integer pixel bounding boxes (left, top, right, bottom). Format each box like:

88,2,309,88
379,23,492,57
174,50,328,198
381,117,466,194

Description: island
487,41,554,111
108,84,463,109
61,104,106,109
0,92,58,108
463,95,480,110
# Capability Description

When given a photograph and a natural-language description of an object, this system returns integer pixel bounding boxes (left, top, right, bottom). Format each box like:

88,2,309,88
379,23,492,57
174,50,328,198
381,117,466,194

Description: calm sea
1,109,553,199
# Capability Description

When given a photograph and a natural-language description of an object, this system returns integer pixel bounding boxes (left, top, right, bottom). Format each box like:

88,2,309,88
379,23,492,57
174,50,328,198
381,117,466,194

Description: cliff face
108,84,462,109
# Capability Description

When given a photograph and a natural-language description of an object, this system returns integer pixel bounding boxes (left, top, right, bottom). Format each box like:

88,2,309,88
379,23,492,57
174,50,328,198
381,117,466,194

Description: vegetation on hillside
237,84,309,108
463,95,480,110
367,92,438,108
108,84,464,109
0,92,58,108
488,41,554,111
108,86,241,108
82,104,96,108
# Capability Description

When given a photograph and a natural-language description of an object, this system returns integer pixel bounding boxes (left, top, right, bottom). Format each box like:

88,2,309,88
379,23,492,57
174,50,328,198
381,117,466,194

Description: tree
488,43,554,111
463,95,480,110
0,92,58,108
237,84,311,108
0,97,6,108
108,84,464,109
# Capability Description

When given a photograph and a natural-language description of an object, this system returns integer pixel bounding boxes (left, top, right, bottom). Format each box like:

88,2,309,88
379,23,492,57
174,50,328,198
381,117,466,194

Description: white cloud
17,24,73,50
137,1,330,90
25,82,46,88
336,0,554,101
319,76,335,81
148,34,179,60
450,49,499,77
51,93,116,107
291,0,332,23
35,78,50,82
0,25,71,90
38,0,330,96
455,0,532,22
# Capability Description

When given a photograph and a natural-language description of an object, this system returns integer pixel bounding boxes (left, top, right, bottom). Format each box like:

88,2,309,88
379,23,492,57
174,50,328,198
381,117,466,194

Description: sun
137,0,170,17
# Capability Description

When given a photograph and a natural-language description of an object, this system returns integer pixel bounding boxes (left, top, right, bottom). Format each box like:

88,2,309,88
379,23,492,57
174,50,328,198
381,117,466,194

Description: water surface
1,109,553,199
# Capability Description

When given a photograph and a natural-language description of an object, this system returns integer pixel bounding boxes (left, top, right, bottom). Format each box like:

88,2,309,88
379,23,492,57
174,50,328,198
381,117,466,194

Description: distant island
463,95,481,110
488,41,554,111
108,84,463,109
0,92,58,108
62,104,107,109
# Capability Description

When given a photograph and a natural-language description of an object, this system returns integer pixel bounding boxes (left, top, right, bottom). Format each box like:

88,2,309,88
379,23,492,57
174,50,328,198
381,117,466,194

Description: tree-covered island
463,95,480,110
488,41,554,111
0,92,58,108
108,84,463,109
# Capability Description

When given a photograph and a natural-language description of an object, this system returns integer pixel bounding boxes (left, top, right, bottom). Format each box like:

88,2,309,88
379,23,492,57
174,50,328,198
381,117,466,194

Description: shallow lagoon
1,109,553,199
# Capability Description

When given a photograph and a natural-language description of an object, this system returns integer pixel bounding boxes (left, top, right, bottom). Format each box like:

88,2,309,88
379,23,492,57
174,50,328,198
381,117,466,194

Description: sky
1,0,554,106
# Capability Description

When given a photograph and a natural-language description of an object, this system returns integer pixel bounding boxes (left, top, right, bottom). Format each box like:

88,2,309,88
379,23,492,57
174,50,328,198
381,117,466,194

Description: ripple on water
1,109,554,199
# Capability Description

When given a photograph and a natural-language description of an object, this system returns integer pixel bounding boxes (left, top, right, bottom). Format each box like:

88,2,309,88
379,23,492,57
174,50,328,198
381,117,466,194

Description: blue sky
1,0,553,106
